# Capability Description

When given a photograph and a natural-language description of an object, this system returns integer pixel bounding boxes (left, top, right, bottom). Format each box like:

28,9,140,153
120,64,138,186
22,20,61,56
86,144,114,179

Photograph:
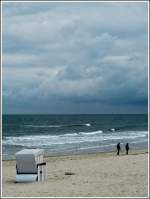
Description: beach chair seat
15,149,46,182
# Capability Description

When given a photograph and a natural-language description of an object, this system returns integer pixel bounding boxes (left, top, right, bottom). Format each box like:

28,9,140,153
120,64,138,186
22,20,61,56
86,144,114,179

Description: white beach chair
15,149,46,182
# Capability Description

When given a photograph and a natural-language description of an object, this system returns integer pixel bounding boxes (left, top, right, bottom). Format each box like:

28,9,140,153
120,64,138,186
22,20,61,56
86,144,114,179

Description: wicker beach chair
15,149,46,182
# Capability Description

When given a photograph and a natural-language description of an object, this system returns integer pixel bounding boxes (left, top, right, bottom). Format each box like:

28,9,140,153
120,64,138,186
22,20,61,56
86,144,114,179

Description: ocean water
2,114,148,160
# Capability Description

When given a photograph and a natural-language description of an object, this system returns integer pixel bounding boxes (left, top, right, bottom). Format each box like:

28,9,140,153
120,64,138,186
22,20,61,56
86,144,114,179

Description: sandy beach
2,149,148,197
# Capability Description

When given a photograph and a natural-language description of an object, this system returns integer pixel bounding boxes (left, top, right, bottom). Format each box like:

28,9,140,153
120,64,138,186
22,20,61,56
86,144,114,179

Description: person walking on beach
125,143,129,155
117,142,121,155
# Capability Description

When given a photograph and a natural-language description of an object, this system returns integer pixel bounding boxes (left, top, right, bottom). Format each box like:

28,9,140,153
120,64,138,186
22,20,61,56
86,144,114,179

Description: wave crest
3,130,148,148
25,123,92,128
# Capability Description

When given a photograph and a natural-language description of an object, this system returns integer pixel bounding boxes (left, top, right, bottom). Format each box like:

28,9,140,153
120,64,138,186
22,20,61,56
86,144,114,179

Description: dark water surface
2,114,148,160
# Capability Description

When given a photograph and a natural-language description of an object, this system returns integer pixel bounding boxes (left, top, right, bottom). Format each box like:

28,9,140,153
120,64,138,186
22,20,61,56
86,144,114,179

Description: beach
2,149,148,197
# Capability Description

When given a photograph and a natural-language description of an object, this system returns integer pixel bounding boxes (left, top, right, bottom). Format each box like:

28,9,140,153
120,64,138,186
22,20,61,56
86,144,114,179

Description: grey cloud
2,2,148,114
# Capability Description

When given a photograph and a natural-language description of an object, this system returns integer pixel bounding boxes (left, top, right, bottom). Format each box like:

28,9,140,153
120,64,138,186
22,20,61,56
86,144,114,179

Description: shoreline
2,149,148,197
2,147,148,161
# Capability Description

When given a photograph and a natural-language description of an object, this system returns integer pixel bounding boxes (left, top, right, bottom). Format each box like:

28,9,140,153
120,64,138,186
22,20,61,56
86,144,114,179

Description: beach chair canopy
16,149,44,174
16,149,46,182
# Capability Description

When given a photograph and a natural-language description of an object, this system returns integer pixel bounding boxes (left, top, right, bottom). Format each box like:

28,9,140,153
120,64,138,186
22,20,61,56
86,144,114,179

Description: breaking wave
3,130,148,147
25,123,92,128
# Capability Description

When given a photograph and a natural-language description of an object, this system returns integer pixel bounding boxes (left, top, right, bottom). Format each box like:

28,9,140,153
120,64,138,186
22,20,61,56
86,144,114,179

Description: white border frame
1,0,3,198
148,0,149,198
1,0,149,198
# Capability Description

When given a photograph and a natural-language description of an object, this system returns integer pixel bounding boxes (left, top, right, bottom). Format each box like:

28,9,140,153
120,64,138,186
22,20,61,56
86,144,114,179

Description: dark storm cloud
2,1,148,114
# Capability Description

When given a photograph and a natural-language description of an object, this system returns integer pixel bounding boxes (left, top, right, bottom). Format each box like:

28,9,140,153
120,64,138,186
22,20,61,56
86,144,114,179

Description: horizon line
1,113,148,115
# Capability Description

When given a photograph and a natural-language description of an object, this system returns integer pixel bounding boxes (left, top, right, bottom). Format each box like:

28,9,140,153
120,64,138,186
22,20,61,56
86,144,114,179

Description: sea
2,114,148,160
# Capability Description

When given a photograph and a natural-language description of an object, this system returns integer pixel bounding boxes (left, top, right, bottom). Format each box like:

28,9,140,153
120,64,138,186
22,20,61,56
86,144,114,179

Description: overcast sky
2,1,148,114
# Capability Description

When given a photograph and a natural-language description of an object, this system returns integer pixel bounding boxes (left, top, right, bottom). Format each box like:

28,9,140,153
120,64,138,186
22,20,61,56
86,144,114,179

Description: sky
2,1,148,114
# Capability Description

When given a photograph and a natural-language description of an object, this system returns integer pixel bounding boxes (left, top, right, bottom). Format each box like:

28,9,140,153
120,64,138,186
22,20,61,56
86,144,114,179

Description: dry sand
2,150,149,197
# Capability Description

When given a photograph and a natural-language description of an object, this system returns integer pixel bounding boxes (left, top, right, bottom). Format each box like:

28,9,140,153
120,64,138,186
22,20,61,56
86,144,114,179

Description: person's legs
117,149,119,155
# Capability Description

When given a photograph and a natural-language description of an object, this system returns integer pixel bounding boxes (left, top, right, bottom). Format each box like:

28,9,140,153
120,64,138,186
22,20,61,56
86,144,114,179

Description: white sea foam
2,130,103,146
85,123,91,127
25,125,62,128
80,143,117,150
3,130,148,147
25,123,92,128
78,130,103,135
60,133,78,137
